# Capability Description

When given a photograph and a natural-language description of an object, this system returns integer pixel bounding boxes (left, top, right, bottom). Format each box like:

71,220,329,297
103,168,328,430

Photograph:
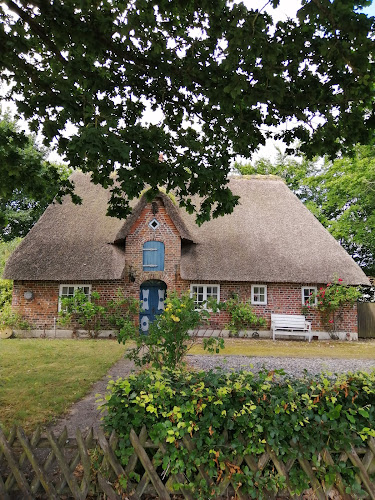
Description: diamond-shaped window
149,218,160,230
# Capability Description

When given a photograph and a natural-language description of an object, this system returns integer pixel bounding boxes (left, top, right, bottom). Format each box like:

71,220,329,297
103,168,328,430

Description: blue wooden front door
140,281,166,333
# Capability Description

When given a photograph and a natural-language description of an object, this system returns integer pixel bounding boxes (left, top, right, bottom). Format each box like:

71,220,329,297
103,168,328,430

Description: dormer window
143,241,165,271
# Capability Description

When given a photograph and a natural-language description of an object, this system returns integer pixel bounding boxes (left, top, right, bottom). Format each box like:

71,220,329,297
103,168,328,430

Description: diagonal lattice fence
0,425,375,499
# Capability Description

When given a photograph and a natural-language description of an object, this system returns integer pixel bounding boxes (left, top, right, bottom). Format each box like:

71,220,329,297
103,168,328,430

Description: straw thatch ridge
114,191,194,244
3,172,369,285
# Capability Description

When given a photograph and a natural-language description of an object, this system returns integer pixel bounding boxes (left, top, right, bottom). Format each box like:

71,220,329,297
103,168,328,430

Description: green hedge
103,368,375,499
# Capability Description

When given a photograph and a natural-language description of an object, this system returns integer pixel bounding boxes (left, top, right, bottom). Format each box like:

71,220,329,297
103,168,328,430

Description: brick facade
12,197,358,336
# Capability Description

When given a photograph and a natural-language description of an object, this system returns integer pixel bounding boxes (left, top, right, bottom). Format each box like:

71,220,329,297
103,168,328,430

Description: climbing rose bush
308,277,361,334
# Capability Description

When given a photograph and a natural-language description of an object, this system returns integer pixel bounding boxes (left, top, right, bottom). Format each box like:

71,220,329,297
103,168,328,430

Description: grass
190,338,375,359
0,338,126,432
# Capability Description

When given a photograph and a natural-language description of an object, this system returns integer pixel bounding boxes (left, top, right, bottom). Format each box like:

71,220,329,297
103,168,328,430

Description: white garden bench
271,313,312,342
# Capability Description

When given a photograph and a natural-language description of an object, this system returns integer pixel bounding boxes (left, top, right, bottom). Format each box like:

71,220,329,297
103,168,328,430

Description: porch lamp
128,266,136,283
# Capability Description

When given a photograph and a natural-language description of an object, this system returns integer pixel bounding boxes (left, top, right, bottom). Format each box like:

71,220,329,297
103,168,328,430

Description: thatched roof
179,176,369,285
4,172,125,281
4,172,369,285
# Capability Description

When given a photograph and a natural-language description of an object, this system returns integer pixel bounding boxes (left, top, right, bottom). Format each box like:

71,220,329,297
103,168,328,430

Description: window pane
303,288,316,305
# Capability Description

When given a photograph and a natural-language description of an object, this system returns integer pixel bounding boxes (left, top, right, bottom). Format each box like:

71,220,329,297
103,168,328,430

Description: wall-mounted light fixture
128,266,136,283
152,201,159,215
24,290,34,300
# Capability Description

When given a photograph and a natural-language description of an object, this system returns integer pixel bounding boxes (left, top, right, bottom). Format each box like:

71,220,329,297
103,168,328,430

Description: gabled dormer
114,190,194,289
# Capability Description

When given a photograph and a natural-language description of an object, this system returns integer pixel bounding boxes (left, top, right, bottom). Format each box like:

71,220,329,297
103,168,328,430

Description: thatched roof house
4,171,368,339
4,171,369,285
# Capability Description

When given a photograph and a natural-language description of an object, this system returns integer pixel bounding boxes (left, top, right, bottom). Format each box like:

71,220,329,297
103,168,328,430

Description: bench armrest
305,321,312,332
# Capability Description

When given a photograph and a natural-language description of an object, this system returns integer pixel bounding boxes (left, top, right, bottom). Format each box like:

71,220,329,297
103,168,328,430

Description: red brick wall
11,197,358,334
184,281,358,333
12,280,358,334
12,280,124,329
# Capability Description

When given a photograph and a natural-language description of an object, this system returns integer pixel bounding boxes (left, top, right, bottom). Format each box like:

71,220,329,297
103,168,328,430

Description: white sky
1,0,374,164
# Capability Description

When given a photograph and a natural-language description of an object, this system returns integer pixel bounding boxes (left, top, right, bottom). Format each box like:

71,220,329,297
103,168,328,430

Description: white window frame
58,284,92,312
302,286,317,306
251,285,267,305
190,284,220,308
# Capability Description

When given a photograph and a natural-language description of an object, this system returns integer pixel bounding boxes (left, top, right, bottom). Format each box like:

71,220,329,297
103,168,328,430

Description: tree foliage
0,238,23,329
0,114,77,240
238,145,375,274
1,0,374,223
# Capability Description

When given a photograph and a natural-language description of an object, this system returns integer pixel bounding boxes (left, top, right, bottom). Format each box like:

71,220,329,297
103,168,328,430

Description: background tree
0,114,76,240
0,0,374,223
237,145,375,275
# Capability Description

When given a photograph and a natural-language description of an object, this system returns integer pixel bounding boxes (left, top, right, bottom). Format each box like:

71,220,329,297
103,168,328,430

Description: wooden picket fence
1,425,375,499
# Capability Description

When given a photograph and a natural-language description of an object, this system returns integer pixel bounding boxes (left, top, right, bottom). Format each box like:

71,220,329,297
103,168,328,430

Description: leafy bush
0,302,31,330
58,289,139,339
224,294,267,335
105,290,139,335
103,368,375,499
118,292,224,369
58,290,106,337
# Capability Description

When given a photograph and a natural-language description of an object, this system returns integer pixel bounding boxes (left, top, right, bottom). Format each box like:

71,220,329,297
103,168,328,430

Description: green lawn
2,337,374,433
190,338,375,359
0,338,126,432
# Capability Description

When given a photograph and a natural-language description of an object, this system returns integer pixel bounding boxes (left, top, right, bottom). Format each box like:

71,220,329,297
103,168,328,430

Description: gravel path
48,355,375,437
49,357,136,437
187,355,375,377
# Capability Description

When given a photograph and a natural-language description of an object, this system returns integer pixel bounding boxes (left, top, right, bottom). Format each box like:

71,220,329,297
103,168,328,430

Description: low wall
12,328,358,341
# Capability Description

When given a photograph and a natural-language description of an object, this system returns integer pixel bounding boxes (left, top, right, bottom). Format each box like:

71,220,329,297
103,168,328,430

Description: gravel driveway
187,354,375,378
49,354,375,437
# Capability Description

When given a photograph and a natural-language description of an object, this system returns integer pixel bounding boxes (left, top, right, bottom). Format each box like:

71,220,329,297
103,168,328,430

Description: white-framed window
190,284,220,307
251,285,267,305
58,284,91,311
302,286,317,306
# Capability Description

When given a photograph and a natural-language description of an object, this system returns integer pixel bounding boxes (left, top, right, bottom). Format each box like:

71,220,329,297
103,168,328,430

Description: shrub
117,292,224,369
103,368,375,499
0,302,31,330
58,289,139,339
106,290,139,336
58,290,106,337
224,294,267,335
